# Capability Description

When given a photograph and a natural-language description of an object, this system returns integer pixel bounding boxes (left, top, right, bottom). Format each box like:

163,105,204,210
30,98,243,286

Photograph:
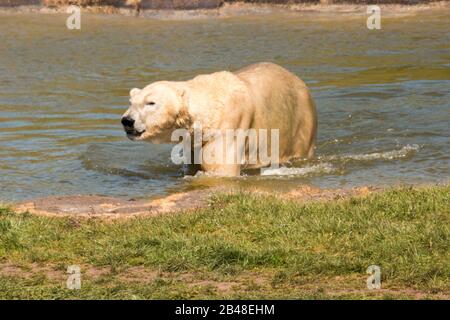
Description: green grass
0,185,449,299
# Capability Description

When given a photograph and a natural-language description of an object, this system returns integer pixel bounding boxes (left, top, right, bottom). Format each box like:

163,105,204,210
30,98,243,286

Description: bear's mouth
126,129,146,140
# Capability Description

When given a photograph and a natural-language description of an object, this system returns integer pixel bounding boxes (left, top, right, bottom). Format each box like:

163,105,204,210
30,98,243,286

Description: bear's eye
146,102,156,106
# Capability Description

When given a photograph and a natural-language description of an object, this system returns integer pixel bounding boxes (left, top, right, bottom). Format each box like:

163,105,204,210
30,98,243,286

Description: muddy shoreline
13,185,378,219
12,182,448,219
0,0,446,8
0,1,448,18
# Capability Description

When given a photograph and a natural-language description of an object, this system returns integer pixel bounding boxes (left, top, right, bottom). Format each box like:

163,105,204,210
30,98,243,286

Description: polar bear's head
121,81,189,143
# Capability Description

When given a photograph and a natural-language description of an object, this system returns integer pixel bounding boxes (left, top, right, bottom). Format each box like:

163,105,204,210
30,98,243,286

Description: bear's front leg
201,140,241,176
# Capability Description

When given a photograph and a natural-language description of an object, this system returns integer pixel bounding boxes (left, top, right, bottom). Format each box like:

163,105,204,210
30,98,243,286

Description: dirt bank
13,185,378,219
0,0,447,12
0,1,447,20
0,0,445,10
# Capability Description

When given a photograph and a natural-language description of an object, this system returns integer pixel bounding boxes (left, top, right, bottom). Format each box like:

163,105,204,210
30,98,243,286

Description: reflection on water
0,10,449,201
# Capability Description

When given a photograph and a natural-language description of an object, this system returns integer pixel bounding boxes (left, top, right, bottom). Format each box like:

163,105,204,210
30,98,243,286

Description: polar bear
121,62,317,176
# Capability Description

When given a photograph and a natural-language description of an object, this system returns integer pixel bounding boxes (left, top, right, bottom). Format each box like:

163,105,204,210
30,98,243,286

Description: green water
0,10,449,201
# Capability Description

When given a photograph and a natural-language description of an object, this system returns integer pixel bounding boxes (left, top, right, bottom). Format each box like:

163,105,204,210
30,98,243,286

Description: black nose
121,116,135,127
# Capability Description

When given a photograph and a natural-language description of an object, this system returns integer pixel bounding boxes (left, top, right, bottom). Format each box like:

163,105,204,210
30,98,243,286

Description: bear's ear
129,88,141,97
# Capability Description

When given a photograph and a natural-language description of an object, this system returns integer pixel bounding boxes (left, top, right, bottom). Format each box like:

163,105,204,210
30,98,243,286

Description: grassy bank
0,185,449,299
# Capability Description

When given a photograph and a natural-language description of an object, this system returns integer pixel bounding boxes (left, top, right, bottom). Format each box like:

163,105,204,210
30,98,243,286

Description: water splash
326,144,420,162
261,163,336,176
